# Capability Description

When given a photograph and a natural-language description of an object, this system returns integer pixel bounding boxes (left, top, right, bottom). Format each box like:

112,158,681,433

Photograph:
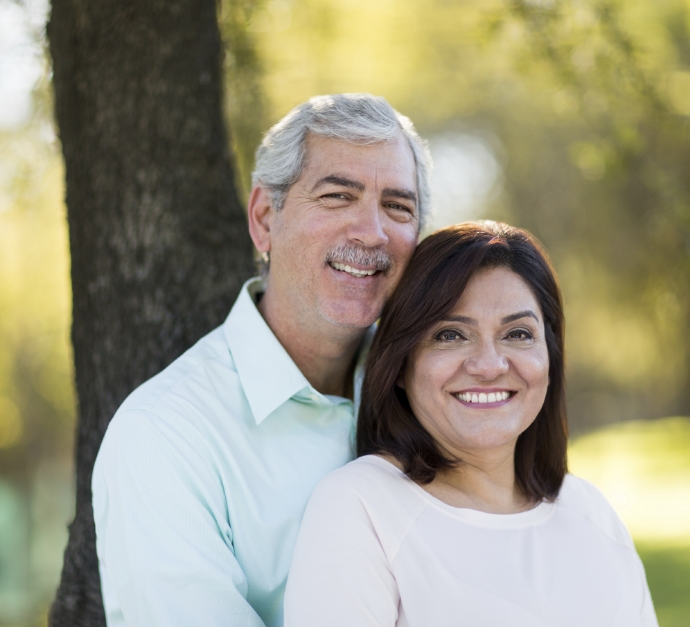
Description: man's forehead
301,133,417,186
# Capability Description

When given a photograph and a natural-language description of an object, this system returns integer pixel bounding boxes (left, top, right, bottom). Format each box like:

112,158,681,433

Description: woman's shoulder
305,455,429,545
312,454,421,504
556,474,634,548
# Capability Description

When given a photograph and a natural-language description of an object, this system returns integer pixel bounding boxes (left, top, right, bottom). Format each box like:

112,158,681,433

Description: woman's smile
452,389,515,406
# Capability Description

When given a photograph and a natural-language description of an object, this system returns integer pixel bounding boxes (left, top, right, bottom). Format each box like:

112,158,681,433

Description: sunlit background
1,0,689,624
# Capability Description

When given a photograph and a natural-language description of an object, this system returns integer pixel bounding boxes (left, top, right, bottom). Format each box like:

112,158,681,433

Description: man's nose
347,197,389,249
464,340,509,380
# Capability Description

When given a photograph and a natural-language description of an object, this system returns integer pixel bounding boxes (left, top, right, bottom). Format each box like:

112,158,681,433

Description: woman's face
402,266,550,461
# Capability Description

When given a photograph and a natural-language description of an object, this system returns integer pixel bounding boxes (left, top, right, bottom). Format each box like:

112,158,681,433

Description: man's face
264,133,419,332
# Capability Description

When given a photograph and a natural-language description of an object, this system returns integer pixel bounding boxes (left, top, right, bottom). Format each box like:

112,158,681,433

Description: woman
284,221,658,627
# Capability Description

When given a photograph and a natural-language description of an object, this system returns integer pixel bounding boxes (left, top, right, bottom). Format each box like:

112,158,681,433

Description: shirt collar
224,277,374,425
224,278,311,424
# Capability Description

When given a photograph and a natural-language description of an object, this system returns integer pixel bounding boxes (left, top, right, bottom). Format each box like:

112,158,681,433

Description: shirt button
310,392,319,402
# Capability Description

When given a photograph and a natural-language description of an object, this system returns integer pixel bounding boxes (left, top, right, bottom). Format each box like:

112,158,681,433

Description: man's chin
319,300,383,330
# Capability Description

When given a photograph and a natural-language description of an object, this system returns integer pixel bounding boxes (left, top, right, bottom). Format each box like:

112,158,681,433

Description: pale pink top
284,455,657,627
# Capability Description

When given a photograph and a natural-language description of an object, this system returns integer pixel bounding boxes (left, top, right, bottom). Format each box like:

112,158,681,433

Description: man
92,93,432,627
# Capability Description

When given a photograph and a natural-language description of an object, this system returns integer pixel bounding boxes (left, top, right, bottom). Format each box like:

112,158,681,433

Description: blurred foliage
569,417,690,626
226,0,690,431
569,416,690,543
0,128,73,468
219,0,267,197
0,7,75,622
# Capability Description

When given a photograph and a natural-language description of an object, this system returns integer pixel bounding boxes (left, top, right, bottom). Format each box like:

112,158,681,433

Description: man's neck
257,288,365,398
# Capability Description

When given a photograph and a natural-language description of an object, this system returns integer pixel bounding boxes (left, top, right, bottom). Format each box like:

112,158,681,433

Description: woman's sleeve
563,475,659,627
283,469,400,627
636,551,659,627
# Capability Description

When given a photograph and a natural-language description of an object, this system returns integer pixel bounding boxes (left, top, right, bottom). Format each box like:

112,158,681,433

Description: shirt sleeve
283,470,400,627
92,409,266,627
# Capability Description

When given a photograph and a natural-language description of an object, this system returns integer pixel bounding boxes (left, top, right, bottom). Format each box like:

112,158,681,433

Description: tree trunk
47,0,255,623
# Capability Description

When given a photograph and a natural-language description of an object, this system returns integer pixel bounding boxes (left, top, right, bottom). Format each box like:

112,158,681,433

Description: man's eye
385,202,411,213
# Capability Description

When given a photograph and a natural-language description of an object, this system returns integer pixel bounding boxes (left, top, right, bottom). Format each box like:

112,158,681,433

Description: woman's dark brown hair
357,220,568,502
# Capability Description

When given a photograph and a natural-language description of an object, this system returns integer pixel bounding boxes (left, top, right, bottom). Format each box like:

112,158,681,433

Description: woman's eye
506,329,533,340
435,330,464,342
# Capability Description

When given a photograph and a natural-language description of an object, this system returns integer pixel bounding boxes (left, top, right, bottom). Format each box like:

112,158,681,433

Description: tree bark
47,0,255,624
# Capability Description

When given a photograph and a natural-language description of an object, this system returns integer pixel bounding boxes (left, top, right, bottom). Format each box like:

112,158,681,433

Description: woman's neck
377,445,537,514
422,447,535,514
429,471,531,515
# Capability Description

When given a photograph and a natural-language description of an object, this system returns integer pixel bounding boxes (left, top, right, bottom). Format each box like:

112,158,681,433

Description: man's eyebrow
441,310,539,325
310,175,365,193
382,187,417,203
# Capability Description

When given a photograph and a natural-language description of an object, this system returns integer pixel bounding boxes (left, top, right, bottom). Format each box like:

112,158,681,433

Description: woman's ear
247,186,274,254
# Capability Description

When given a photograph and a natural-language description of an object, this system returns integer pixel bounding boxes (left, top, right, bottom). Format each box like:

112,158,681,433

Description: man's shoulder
119,324,235,415
96,321,252,474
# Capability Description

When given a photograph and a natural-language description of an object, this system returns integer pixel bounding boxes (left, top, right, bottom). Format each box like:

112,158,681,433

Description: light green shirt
93,278,371,627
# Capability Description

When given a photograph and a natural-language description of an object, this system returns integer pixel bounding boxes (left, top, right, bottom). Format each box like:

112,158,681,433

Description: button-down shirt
92,278,371,627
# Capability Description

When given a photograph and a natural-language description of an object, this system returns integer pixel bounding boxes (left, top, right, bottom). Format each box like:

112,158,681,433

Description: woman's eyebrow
443,315,477,325
501,310,539,324
442,310,539,325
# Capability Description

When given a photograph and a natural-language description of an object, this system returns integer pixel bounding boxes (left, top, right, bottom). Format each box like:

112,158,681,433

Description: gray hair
251,93,432,229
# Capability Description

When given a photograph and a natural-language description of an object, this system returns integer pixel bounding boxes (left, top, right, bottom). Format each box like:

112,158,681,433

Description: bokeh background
1,0,689,624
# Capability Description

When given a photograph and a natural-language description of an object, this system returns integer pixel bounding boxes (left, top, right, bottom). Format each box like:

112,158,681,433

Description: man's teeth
330,262,377,278
455,391,512,404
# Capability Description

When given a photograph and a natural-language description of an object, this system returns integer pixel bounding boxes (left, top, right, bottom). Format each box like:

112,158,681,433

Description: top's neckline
359,455,556,529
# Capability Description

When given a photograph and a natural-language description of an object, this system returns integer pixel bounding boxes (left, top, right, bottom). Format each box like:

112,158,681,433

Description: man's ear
247,186,274,253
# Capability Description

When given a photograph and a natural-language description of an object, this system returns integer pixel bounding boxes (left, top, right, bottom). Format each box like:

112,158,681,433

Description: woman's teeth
330,262,377,278
455,391,512,404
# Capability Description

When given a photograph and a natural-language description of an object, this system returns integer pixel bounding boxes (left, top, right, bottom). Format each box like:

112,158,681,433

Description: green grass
637,542,690,627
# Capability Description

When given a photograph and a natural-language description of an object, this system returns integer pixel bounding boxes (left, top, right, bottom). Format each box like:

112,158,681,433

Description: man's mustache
325,244,392,272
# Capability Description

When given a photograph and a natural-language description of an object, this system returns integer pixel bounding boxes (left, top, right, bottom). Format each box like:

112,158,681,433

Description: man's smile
328,261,379,278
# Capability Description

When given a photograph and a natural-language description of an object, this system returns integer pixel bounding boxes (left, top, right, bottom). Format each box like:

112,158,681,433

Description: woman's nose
464,341,509,380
